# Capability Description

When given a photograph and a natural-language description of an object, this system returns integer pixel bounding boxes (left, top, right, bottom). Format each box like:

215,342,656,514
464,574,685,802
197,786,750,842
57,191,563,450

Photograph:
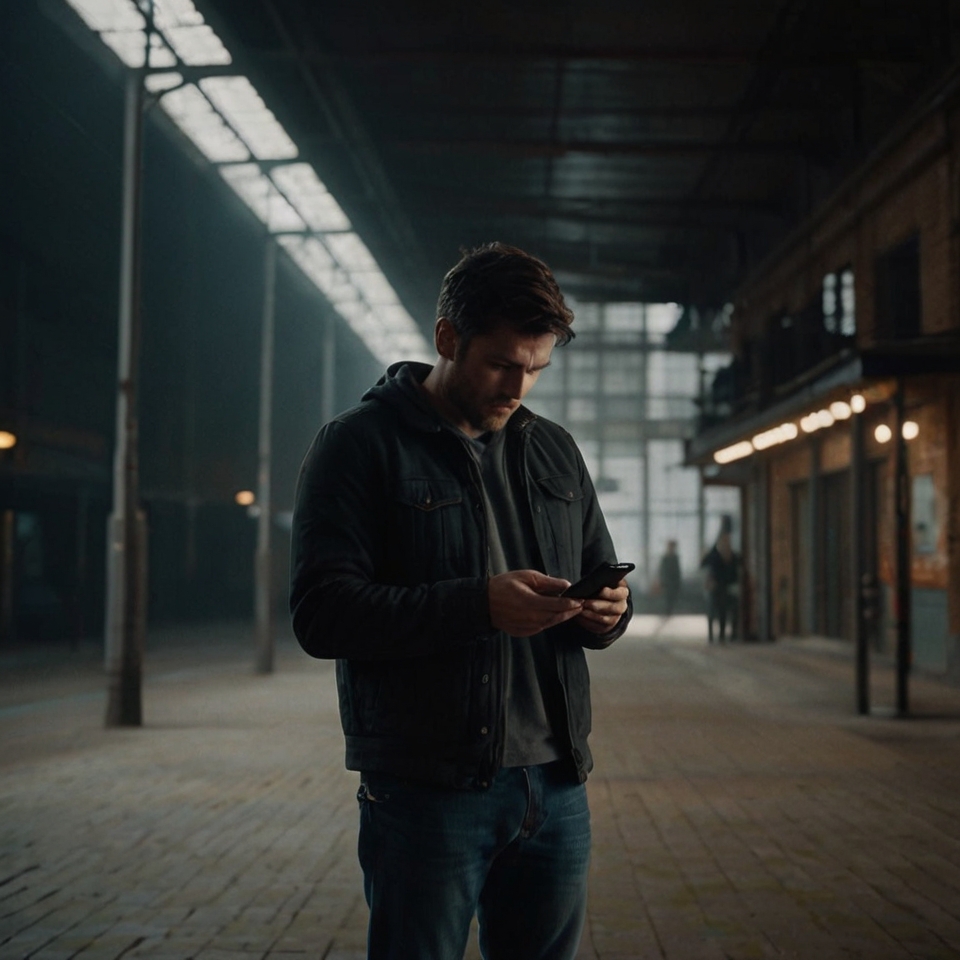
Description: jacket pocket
393,478,468,576
533,473,584,577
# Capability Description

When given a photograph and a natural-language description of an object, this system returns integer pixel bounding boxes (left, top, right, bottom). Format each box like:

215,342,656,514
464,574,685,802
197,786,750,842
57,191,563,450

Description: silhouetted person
657,539,681,616
700,531,740,643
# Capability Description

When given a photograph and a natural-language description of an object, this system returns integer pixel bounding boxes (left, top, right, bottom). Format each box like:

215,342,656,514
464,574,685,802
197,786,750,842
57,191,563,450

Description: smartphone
561,562,635,599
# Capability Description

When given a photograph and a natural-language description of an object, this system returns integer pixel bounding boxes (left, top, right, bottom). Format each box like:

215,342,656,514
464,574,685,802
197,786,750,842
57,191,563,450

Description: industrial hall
2,2,960,959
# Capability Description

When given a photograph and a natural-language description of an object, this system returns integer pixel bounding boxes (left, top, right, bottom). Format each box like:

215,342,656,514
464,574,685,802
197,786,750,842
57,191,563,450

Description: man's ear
435,317,459,361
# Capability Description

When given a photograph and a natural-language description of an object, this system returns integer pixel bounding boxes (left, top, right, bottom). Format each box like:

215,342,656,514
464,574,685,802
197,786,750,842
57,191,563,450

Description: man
290,243,631,960
657,539,681,617
700,530,740,643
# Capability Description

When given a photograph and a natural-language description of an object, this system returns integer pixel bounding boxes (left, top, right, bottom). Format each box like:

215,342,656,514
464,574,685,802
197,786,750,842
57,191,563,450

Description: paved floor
3,617,960,959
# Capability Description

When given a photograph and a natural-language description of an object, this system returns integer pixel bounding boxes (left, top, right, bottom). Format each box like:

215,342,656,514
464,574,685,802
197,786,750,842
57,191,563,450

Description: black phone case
562,563,634,599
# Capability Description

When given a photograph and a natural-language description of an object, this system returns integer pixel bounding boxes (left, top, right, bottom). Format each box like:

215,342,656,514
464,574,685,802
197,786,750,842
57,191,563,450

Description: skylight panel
313,270,360,306
338,301,376,328
351,271,399,305
100,29,177,68
66,0,432,365
375,304,418,329
153,0,231,66
163,24,231,65
270,164,351,232
324,232,377,271
152,0,204,27
200,77,297,160
277,236,335,278
65,0,144,32
159,84,250,162
278,240,432,363
145,71,183,93
220,164,306,233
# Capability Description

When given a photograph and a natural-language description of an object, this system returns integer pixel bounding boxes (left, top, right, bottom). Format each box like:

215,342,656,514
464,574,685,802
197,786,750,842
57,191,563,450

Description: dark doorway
821,470,852,638
790,480,811,634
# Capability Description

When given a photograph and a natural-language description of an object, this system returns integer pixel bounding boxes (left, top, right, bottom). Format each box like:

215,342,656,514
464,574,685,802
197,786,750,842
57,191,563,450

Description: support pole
894,381,911,715
755,458,771,643
851,409,869,715
640,304,651,591
807,437,821,635
254,240,277,675
697,355,707,559
105,69,147,727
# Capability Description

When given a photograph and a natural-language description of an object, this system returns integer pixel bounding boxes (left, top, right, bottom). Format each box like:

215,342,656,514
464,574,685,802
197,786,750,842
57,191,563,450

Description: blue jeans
357,761,591,960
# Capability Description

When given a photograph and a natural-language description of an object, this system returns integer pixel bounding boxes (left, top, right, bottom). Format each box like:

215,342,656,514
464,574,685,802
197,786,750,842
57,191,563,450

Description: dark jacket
700,546,740,595
290,362,631,789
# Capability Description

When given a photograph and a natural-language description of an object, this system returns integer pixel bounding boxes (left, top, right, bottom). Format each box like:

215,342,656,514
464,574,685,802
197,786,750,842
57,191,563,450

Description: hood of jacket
361,360,537,434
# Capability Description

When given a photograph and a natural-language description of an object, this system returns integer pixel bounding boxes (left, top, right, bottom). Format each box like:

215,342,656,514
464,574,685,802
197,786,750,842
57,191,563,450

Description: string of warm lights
712,392,919,464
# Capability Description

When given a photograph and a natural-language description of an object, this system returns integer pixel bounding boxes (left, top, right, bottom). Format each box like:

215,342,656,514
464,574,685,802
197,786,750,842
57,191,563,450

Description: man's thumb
528,570,571,594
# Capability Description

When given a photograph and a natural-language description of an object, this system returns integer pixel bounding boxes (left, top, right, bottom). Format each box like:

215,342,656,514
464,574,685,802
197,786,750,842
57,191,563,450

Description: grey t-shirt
464,428,566,767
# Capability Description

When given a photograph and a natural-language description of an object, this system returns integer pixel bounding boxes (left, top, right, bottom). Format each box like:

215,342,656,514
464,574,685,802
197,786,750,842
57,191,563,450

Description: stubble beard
447,382,513,435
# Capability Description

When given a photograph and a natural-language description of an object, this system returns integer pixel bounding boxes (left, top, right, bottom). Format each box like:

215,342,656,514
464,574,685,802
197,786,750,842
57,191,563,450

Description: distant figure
657,540,682,616
700,531,740,643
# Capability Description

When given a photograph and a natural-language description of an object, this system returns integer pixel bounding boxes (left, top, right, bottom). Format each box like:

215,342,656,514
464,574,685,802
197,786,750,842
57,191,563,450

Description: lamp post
254,239,277,675
104,66,147,727
894,380,912,715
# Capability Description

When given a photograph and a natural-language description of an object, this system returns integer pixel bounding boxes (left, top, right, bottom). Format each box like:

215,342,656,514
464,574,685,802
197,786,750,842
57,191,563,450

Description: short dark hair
436,242,575,346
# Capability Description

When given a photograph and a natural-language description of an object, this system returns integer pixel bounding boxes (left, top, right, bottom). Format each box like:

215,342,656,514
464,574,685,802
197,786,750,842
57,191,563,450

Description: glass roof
63,0,433,366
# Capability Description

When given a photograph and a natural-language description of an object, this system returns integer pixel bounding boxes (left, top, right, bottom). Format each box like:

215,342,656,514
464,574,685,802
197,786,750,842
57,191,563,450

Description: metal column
851,410,869,714
755,458,771,642
640,305,651,590
807,437,821,635
105,69,147,727
254,240,277,675
894,381,911,714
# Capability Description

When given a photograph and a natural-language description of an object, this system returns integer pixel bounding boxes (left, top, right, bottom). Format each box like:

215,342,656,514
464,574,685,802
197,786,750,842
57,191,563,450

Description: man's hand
574,580,629,635
489,570,583,638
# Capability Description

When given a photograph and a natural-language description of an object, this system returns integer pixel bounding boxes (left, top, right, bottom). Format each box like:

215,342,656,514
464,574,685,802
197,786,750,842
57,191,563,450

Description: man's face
442,322,556,436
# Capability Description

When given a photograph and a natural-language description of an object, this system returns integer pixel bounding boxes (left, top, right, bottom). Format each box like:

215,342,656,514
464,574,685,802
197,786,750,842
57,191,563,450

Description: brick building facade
688,71,960,683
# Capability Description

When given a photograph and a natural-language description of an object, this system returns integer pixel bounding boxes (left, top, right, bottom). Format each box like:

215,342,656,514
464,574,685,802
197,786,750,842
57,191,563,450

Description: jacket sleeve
551,439,633,651
289,419,494,661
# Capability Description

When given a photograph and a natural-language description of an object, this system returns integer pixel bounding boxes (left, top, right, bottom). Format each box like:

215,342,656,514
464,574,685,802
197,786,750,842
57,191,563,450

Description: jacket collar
366,360,538,436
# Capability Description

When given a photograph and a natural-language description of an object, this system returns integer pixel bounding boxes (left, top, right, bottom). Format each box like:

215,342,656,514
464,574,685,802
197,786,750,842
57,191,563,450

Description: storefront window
912,473,938,554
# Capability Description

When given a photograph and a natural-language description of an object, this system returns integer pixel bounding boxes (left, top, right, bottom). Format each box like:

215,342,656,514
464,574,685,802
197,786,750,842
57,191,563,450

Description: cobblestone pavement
3,618,960,959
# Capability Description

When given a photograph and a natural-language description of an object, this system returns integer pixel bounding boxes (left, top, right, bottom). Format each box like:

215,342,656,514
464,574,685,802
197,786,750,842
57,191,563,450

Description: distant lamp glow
830,401,852,420
714,440,754,464
235,490,256,506
902,420,920,440
0,431,16,450
815,409,835,429
850,394,866,414
875,424,893,444
800,414,820,434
